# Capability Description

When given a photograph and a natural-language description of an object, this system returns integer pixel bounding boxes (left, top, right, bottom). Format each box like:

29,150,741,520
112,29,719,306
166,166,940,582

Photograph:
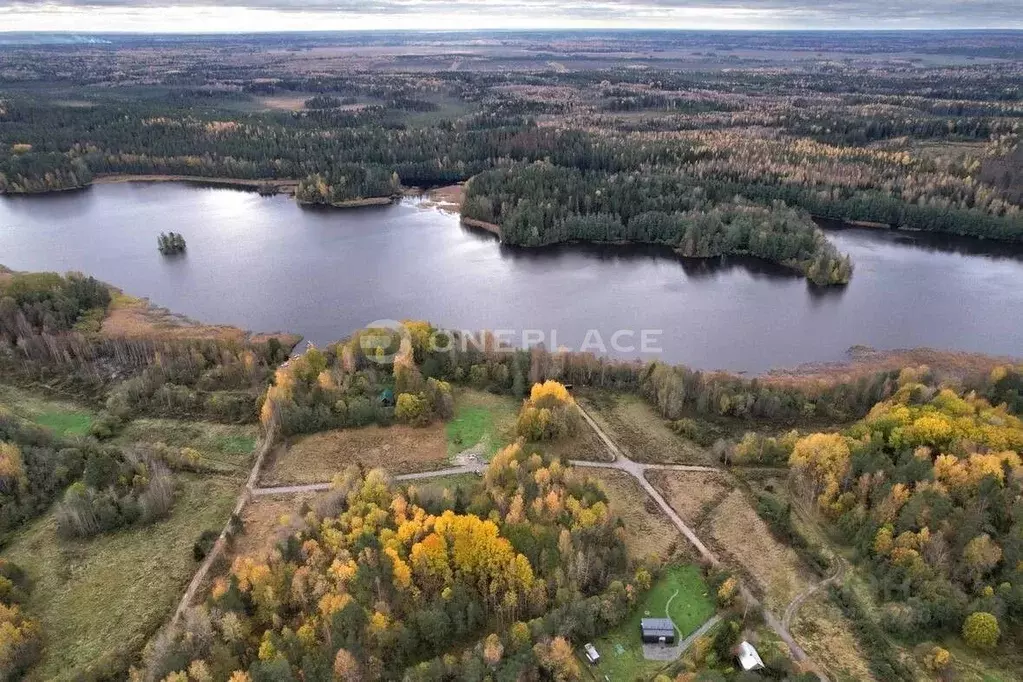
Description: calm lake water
2,182,1022,373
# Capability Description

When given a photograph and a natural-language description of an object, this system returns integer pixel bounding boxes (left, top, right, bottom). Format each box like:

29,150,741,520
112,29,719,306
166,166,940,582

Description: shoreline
94,174,300,195
762,345,1018,387
296,195,396,209
4,264,1017,382
460,216,502,236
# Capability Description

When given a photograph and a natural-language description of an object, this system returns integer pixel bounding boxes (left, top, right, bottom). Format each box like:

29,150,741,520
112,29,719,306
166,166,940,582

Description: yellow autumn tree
963,534,1002,587
483,633,505,666
333,648,360,680
962,611,1000,650
516,381,579,441
788,433,851,512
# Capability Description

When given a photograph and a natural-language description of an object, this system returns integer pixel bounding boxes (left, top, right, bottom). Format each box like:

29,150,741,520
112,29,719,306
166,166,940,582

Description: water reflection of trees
485,236,802,282
806,280,849,306
818,220,1023,262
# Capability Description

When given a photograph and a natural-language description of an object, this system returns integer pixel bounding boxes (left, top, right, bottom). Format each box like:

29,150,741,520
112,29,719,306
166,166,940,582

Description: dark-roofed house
640,618,676,644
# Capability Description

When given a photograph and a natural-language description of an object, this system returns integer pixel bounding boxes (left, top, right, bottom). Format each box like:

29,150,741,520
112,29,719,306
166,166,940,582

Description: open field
649,469,818,610
590,564,716,681
445,389,519,459
0,383,97,437
585,468,683,562
0,474,240,681
941,637,1023,682
263,423,450,485
706,489,814,613
113,418,258,474
763,346,1014,391
580,392,710,465
531,422,611,463
791,594,877,682
231,493,317,561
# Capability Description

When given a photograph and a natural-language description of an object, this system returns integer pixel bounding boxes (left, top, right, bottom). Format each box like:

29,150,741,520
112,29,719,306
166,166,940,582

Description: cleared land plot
586,468,683,562
580,393,710,465
0,384,96,437
791,595,877,682
1,474,239,681
231,493,316,561
706,489,814,613
263,423,449,485
591,564,716,681
446,389,519,459
647,470,734,526
532,422,612,463
114,419,258,475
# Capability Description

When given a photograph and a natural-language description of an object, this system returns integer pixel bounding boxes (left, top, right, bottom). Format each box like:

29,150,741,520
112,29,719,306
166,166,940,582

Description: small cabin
640,618,676,644
736,641,765,671
379,388,395,407
583,642,600,664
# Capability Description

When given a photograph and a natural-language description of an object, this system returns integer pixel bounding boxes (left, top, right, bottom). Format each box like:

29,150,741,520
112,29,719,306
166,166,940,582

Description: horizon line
2,26,1022,34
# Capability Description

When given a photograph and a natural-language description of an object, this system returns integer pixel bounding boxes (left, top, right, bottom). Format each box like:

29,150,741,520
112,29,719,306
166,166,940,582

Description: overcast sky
1,1,1020,32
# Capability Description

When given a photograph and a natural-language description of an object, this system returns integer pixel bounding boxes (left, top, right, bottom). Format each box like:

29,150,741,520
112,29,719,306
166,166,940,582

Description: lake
2,182,1022,373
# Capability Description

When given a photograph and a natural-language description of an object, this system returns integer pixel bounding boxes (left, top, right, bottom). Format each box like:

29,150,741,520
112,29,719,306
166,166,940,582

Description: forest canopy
462,163,853,284
788,376,1023,648
146,443,638,681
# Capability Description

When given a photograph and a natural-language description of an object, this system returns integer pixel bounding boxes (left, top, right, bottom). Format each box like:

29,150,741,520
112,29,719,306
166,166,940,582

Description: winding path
782,559,846,631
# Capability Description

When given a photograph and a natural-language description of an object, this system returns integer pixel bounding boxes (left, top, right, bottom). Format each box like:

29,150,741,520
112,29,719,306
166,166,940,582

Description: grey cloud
4,0,1021,26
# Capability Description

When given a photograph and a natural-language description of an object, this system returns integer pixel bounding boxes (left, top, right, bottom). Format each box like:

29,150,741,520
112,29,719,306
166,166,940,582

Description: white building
737,641,765,671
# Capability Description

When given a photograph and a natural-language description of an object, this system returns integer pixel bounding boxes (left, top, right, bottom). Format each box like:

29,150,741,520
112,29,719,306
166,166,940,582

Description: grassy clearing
2,474,240,681
531,423,611,463
231,493,317,561
579,392,711,465
591,564,716,681
114,418,258,474
707,489,814,613
263,423,450,485
940,638,1023,682
0,383,96,437
792,594,878,682
584,468,683,563
446,389,519,459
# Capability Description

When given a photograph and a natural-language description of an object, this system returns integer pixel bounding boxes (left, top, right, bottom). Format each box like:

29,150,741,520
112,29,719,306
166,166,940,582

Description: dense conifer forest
1,31,1020,259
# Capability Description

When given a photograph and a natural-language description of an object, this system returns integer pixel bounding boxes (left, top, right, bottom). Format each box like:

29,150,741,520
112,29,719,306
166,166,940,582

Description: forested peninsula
461,163,853,284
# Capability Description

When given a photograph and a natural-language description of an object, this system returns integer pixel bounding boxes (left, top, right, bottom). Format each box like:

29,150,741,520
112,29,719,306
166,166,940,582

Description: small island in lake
157,231,187,255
